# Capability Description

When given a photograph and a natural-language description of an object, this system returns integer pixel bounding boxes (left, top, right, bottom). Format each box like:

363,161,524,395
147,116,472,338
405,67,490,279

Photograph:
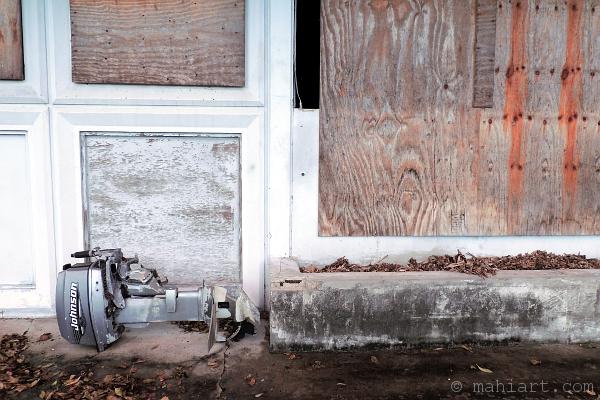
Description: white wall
0,0,270,316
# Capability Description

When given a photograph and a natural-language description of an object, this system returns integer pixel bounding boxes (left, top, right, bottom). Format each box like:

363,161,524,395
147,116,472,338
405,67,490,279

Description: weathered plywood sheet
320,0,600,236
0,0,24,80
0,132,33,286
70,0,245,87
319,0,479,236
481,0,600,235
84,134,240,283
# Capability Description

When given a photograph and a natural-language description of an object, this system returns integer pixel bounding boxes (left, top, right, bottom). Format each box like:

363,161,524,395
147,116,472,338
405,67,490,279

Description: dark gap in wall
294,0,320,109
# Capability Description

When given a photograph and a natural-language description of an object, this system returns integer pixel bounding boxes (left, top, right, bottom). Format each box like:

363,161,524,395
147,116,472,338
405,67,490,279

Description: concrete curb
269,258,600,352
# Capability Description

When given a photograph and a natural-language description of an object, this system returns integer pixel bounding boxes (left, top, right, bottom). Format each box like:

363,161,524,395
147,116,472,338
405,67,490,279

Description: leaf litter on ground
1,332,193,399
300,250,600,278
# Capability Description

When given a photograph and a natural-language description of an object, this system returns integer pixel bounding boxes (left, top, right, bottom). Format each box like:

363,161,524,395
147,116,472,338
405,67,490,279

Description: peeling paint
84,134,241,284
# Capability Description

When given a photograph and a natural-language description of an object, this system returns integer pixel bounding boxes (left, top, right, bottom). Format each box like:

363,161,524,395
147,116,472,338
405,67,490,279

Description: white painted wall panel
83,133,240,284
0,131,34,286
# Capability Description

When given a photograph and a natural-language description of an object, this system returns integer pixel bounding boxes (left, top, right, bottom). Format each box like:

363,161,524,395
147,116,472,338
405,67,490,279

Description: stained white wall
0,0,270,316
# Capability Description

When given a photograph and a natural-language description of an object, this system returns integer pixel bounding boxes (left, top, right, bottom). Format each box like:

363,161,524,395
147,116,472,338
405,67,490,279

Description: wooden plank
70,0,245,87
515,0,566,235
432,2,481,236
319,0,478,236
0,0,24,80
573,0,600,233
473,0,498,108
84,134,241,283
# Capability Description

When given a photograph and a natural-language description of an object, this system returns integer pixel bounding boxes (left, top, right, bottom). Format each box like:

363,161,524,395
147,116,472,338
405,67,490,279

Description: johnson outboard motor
56,248,258,351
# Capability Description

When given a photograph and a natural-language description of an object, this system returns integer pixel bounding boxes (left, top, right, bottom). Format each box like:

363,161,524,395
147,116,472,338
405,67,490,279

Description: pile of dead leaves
1,332,190,399
300,250,600,278
38,366,189,400
171,317,233,335
0,333,49,395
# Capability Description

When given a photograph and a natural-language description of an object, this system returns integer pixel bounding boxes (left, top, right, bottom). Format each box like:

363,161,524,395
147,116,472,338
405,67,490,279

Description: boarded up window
0,0,24,80
319,0,600,236
70,0,245,87
83,133,241,283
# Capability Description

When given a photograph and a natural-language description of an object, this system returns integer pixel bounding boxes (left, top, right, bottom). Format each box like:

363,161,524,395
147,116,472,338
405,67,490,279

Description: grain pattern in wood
0,0,24,80
70,0,245,87
473,0,498,108
83,134,241,284
319,0,478,236
320,0,600,236
515,0,565,235
432,2,481,236
573,0,600,233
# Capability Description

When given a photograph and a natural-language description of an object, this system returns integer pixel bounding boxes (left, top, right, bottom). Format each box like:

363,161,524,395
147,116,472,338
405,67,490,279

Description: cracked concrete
270,258,600,352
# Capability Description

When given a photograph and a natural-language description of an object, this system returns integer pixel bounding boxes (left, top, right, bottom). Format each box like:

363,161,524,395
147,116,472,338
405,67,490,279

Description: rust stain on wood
70,0,245,87
320,0,600,237
0,0,24,80
559,0,584,219
503,0,529,225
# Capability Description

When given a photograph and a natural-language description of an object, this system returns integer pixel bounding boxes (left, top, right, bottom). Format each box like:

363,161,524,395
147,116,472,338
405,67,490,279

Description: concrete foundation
269,258,600,352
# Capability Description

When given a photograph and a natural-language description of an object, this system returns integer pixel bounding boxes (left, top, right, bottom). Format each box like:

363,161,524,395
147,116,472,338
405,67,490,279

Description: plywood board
319,0,479,236
0,0,24,80
83,134,241,284
319,0,600,236
70,0,245,87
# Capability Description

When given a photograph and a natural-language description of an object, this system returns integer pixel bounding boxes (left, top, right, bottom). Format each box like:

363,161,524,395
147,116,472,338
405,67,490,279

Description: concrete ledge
269,258,600,352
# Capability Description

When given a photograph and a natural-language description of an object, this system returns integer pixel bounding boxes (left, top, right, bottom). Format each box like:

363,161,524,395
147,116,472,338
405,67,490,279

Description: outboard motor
56,248,258,352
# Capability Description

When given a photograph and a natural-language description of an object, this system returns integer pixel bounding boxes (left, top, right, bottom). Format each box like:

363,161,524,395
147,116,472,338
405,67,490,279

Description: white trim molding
0,106,55,316
0,0,48,104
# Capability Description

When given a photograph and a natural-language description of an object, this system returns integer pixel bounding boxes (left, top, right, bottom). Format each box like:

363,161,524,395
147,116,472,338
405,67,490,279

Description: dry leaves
301,250,600,278
39,333,52,342
475,364,493,373
0,334,50,395
461,345,473,353
244,374,256,387
308,361,324,370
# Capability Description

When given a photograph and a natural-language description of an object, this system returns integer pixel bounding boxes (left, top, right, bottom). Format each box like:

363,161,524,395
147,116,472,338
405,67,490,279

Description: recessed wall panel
83,133,241,284
0,132,33,286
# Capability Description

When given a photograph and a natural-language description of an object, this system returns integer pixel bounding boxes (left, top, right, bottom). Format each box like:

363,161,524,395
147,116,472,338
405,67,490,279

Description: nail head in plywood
0,0,24,81
70,0,245,87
